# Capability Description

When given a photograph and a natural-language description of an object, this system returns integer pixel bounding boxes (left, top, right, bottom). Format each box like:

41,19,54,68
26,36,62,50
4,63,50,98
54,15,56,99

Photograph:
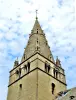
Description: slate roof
55,87,76,100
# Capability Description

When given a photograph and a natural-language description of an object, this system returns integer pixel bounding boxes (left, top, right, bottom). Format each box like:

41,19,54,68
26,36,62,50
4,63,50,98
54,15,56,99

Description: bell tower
7,13,67,100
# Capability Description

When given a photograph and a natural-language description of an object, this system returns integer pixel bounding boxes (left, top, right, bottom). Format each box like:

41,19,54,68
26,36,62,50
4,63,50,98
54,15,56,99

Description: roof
55,87,76,100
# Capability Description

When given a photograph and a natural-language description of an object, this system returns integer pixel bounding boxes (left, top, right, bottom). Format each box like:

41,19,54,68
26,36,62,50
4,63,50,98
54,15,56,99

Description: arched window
19,68,21,77
16,68,21,78
16,70,19,75
45,63,47,72
45,62,50,73
70,96,75,99
19,84,22,89
56,71,58,78
51,83,55,94
27,62,30,73
53,69,58,79
24,65,27,72
48,65,50,73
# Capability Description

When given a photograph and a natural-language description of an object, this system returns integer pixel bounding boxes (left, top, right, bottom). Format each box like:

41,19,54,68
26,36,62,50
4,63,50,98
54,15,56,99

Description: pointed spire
21,11,54,63
31,10,43,34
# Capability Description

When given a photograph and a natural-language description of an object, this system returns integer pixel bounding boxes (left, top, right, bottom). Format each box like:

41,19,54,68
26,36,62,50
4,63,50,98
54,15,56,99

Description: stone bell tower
7,13,67,100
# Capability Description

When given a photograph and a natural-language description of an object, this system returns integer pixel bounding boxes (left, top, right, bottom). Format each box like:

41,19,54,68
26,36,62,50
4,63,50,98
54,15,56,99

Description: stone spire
21,14,54,62
31,17,43,34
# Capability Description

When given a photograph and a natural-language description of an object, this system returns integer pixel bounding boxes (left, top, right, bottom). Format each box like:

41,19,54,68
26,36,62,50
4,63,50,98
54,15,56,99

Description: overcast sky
0,0,76,100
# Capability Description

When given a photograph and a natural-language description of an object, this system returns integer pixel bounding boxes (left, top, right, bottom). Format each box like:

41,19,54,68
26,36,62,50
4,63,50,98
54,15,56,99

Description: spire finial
36,10,38,19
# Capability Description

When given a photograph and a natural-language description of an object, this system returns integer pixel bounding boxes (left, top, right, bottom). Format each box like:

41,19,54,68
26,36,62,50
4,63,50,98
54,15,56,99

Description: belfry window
24,65,27,72
16,68,21,78
45,63,47,72
52,83,55,94
27,62,30,73
48,65,50,73
56,71,58,78
16,70,19,75
24,62,30,73
19,68,21,77
45,63,50,73
53,69,58,79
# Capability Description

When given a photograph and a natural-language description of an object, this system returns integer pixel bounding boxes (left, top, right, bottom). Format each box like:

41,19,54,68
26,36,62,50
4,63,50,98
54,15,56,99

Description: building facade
7,16,67,100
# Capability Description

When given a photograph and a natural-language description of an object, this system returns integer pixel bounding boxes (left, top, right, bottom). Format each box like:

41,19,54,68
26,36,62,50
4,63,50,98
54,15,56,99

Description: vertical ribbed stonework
21,18,54,62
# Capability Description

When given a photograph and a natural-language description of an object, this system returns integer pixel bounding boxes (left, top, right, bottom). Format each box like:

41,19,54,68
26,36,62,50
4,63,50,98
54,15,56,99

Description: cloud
0,0,76,100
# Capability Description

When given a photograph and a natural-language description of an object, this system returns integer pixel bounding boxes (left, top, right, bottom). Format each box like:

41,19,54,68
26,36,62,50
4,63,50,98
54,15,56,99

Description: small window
37,38,38,43
37,29,38,34
19,84,22,89
37,46,38,50
70,96,75,99
52,83,55,94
